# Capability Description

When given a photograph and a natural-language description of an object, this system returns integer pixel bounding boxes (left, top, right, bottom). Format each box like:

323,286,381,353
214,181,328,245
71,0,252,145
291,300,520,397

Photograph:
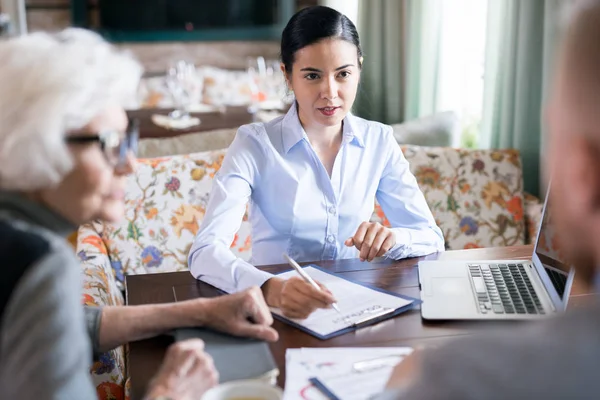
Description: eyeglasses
66,119,139,168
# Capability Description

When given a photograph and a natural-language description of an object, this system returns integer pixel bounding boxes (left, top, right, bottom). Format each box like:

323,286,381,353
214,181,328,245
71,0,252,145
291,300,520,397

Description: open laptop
418,187,575,320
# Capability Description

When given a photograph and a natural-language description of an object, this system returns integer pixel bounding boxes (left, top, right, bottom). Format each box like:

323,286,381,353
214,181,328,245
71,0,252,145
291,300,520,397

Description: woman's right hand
262,277,336,319
145,339,218,400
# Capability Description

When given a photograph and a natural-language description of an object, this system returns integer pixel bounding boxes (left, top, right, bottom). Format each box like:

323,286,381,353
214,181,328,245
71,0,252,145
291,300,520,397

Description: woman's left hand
345,221,396,262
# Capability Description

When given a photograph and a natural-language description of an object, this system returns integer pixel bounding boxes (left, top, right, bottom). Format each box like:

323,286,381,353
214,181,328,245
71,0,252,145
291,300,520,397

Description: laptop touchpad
431,277,470,296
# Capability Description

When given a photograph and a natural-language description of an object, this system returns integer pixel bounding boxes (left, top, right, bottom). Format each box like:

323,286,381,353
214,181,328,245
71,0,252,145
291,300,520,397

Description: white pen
352,354,406,372
283,253,341,314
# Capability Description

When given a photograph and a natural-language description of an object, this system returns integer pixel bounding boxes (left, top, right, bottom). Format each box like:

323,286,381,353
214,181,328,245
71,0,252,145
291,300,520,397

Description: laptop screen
534,197,571,300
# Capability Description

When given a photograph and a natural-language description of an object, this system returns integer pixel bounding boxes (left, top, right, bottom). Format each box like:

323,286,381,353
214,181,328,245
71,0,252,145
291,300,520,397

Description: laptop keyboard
468,264,545,315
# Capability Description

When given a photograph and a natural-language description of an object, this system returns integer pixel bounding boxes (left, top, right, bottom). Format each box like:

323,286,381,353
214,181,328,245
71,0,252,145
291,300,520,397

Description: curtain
480,0,563,196
403,0,443,122
354,0,407,124
355,0,444,125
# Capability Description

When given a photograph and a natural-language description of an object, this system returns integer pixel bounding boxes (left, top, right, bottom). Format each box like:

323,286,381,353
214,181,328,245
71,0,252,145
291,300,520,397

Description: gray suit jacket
379,301,600,399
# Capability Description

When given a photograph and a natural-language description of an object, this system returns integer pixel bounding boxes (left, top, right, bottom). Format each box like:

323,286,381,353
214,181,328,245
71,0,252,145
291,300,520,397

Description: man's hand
199,286,279,342
262,276,336,319
146,339,218,400
345,221,396,262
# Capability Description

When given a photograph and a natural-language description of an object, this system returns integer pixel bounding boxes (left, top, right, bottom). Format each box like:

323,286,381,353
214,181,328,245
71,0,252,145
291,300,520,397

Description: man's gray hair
0,28,143,191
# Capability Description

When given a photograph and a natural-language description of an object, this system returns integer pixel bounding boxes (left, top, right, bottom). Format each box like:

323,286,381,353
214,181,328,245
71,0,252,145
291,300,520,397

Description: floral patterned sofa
78,145,541,399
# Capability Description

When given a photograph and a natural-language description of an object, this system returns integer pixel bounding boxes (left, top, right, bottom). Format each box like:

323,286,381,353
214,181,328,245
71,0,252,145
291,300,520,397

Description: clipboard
270,265,420,340
285,347,413,400
171,327,278,385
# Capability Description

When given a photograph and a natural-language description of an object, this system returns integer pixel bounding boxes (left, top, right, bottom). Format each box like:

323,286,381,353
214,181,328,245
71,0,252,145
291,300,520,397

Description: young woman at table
189,6,444,319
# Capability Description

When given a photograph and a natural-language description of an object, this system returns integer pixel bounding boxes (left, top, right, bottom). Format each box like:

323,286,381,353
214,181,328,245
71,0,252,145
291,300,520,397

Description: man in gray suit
382,1,600,399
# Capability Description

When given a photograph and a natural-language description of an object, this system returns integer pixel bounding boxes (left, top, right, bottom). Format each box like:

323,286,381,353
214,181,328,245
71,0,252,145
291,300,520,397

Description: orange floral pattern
524,192,543,243
170,204,205,238
506,196,524,222
82,235,108,255
82,293,97,307
78,222,127,398
374,203,391,227
96,382,124,400
481,181,510,209
137,157,170,168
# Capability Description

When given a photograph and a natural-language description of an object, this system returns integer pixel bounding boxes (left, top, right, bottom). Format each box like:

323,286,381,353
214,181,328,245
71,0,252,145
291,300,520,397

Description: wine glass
246,57,267,117
0,14,12,37
165,60,202,126
266,59,289,106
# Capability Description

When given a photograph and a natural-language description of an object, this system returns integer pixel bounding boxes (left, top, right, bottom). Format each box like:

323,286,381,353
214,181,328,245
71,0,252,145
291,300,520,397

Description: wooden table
127,106,254,139
125,245,594,400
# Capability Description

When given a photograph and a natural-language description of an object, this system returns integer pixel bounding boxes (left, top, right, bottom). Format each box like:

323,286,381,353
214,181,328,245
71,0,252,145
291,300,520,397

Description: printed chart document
284,347,413,400
270,266,417,339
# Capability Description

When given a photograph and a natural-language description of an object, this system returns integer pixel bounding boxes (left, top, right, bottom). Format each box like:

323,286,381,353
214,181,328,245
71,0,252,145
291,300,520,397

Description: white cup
202,380,283,400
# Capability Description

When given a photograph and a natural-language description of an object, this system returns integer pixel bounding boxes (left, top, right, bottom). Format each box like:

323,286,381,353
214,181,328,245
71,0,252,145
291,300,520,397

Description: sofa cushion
371,146,526,250
390,111,458,147
138,128,237,158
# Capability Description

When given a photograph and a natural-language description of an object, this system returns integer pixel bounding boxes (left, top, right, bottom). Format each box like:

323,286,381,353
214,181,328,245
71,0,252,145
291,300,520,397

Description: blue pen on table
283,253,342,314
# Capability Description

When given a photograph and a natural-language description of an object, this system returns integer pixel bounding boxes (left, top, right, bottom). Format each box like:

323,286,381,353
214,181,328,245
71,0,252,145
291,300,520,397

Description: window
436,0,488,148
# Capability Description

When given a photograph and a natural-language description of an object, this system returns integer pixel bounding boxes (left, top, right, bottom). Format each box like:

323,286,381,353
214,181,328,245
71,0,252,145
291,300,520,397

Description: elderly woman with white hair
0,29,277,400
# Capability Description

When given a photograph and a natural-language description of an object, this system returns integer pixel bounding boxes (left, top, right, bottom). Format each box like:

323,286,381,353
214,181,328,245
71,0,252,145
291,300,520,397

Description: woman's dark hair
280,6,362,74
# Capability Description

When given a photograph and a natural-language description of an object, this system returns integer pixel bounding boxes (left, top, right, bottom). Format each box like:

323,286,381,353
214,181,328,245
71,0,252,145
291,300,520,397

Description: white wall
318,0,359,26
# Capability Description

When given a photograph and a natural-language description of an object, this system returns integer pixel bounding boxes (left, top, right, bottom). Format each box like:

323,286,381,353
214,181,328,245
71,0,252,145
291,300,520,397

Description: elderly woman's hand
197,286,279,342
145,339,218,400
